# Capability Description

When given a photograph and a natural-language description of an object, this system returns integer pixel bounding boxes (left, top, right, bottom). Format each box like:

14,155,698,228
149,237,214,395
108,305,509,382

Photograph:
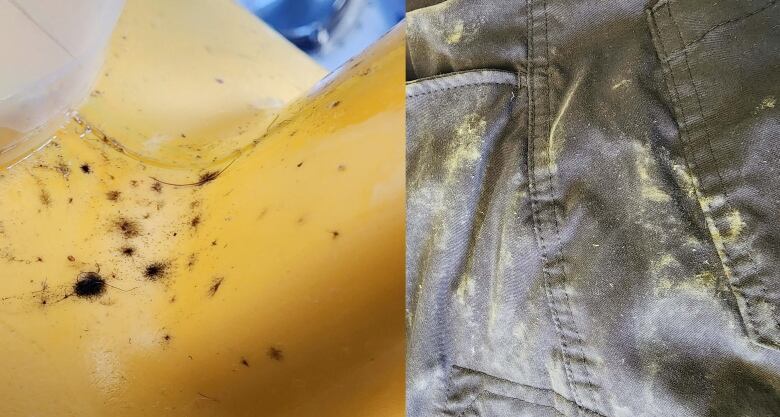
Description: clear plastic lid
0,0,124,165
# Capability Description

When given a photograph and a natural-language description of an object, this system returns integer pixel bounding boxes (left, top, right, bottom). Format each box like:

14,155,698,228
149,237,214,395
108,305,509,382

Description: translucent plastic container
0,0,124,165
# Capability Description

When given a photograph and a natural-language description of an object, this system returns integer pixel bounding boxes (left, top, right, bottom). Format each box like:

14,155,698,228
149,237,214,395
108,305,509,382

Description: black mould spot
80,164,91,174
151,182,162,193
331,230,340,239
121,247,135,256
197,171,219,185
267,346,284,361
116,218,140,238
163,334,171,342
74,272,106,298
106,190,121,201
190,216,201,228
55,162,70,177
130,180,138,187
240,357,250,367
144,262,167,280
67,255,75,262
296,161,304,168
208,277,224,297
211,240,217,246
36,257,43,262
40,190,51,206
330,100,341,109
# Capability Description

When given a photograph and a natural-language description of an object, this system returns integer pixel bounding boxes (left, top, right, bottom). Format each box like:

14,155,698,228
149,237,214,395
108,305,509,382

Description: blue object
240,0,350,51
238,0,404,70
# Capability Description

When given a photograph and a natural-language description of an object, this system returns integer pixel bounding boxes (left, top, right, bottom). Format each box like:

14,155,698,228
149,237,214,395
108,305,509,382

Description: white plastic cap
0,0,124,163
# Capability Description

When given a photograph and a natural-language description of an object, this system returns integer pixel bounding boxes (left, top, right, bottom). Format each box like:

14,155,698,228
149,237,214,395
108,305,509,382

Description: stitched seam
407,82,518,99
650,0,670,12
661,0,776,62
528,0,586,413
650,3,778,346
456,390,485,417
409,68,523,84
407,30,422,80
655,4,739,332
652,6,749,338
451,366,609,417
543,0,601,412
453,365,555,393
651,7,717,302
666,3,776,343
477,390,568,417
526,1,590,416
652,4,725,336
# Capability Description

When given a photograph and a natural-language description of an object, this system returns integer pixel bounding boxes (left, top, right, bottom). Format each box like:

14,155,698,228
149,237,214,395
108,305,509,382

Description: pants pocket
407,69,537,416
647,0,780,349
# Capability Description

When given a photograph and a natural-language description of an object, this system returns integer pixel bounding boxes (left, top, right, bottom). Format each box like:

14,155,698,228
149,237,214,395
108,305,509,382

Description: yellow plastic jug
0,1,404,416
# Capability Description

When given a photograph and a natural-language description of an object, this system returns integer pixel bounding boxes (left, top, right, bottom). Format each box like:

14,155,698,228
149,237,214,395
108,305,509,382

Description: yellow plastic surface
78,0,327,168
0,1,404,416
